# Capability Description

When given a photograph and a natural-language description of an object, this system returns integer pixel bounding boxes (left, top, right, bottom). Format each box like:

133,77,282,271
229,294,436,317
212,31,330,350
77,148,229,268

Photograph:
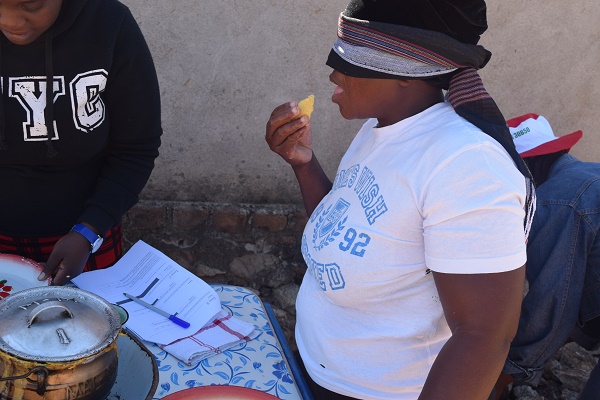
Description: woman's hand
38,232,91,285
265,102,313,167
266,101,332,216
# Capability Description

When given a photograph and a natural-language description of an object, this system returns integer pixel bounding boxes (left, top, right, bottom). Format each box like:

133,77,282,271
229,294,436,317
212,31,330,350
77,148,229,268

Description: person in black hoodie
0,0,162,285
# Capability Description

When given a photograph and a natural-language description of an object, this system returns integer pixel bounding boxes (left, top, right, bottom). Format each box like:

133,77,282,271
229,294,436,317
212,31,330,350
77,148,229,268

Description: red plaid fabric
0,225,123,271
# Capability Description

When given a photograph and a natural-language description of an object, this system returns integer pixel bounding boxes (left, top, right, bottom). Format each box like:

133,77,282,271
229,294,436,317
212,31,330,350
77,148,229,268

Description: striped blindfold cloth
327,13,536,241
331,15,490,78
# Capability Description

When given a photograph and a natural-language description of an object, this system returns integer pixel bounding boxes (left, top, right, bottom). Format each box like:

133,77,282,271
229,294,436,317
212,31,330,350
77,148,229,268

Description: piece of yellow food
298,94,315,119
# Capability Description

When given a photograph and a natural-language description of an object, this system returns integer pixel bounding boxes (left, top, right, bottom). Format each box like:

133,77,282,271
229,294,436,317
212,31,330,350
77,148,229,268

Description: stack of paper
73,240,257,363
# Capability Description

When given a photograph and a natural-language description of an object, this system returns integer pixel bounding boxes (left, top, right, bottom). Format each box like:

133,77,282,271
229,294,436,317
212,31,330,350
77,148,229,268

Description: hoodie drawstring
44,27,58,158
0,44,6,151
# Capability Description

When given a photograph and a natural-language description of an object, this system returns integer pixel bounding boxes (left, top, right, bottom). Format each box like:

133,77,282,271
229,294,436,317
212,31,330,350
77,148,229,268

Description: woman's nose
0,10,25,32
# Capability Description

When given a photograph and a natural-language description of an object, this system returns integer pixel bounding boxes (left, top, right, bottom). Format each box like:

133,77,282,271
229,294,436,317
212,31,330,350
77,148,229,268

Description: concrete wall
126,0,356,205
481,1,600,163
122,0,600,206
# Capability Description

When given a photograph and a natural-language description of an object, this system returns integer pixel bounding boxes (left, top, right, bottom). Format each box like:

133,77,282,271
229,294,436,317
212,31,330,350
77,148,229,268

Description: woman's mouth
2,30,34,45
329,72,345,103
332,85,344,103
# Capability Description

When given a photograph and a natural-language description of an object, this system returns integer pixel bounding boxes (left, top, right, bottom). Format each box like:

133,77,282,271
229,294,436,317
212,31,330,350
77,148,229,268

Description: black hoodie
0,0,162,236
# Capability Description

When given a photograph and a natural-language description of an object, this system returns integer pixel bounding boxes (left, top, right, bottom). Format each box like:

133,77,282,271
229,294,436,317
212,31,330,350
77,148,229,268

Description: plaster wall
122,0,600,205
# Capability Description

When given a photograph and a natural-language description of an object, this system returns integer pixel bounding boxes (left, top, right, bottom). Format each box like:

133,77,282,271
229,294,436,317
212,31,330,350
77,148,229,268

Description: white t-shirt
296,102,526,399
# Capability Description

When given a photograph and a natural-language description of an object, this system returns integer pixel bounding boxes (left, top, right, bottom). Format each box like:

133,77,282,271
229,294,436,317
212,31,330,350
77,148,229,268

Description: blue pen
123,292,190,329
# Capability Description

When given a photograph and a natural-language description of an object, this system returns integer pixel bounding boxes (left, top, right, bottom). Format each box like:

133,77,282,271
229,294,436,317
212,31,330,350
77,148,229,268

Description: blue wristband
71,223,103,253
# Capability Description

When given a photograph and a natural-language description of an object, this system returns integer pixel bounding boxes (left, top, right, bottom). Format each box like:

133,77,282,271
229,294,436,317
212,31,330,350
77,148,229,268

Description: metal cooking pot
0,286,121,400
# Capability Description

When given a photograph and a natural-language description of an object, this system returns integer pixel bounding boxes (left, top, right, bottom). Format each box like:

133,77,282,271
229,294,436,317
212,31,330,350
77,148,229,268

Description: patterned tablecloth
149,284,305,399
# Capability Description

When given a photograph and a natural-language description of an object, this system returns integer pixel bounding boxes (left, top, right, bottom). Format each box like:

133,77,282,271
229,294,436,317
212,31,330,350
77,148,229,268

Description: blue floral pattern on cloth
150,284,302,399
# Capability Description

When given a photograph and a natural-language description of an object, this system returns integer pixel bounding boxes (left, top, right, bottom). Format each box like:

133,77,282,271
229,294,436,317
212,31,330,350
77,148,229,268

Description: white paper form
72,240,222,344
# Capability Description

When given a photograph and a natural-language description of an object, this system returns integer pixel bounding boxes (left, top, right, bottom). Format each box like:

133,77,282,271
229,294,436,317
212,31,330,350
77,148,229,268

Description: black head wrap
344,0,488,44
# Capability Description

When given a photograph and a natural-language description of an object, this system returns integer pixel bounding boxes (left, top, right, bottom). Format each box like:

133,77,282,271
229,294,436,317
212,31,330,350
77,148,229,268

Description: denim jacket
504,153,600,384
535,154,600,322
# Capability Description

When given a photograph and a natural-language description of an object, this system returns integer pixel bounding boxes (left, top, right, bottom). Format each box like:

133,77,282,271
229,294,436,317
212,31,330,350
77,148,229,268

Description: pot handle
0,366,49,395
27,301,74,327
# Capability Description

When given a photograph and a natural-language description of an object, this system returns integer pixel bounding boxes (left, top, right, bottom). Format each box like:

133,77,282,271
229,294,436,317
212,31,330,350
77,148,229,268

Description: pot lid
0,286,121,362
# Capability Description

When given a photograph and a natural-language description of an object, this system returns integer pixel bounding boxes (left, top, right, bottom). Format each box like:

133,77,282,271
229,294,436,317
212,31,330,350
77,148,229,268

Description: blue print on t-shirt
325,262,346,290
302,235,346,291
312,198,350,250
354,166,388,225
332,164,360,191
338,228,371,257
332,164,388,225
